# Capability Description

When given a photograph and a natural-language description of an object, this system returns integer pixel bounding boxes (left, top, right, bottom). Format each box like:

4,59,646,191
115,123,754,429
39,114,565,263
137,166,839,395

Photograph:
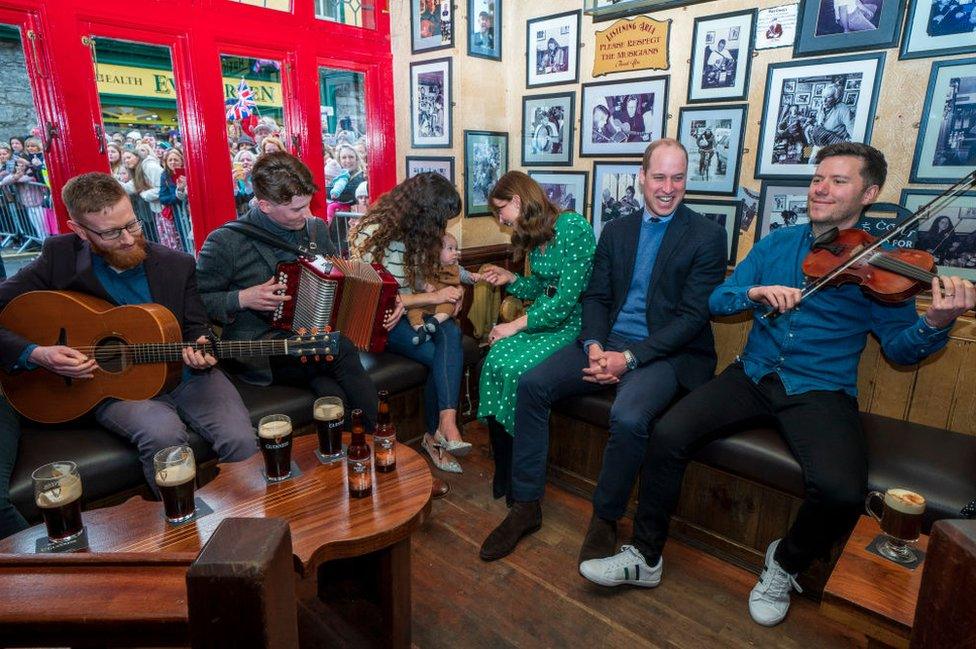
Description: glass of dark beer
258,414,293,482
313,396,345,464
154,445,197,524
32,461,84,544
865,488,926,564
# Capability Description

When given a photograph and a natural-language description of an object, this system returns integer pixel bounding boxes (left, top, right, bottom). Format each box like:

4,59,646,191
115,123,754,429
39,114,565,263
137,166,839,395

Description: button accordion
271,257,399,353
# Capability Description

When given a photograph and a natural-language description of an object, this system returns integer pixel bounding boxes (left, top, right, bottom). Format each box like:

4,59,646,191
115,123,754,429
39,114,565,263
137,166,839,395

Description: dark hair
61,172,127,220
641,138,688,171
814,142,887,189
489,171,559,259
718,39,726,46
351,173,460,287
251,151,318,204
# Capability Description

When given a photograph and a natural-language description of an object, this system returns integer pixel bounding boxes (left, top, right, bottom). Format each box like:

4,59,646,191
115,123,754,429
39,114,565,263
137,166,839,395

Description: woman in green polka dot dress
479,171,596,503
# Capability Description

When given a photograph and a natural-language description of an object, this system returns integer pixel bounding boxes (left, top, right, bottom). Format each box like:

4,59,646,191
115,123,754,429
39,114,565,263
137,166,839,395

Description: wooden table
0,434,431,648
821,516,929,649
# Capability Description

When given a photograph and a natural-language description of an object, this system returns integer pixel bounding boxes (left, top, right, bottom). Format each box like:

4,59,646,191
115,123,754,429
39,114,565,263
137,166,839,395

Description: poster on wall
411,0,454,54
591,161,644,239
793,0,906,56
580,76,669,157
910,58,976,184
903,189,976,281
464,130,509,217
677,104,748,196
405,156,455,183
528,170,590,218
756,3,799,49
755,52,885,179
900,0,976,60
468,0,501,61
592,16,671,77
410,58,452,149
687,10,756,103
755,180,811,241
522,92,575,166
526,10,581,88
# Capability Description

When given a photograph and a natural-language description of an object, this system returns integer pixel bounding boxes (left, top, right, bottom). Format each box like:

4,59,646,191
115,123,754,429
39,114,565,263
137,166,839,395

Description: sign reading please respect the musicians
593,16,671,77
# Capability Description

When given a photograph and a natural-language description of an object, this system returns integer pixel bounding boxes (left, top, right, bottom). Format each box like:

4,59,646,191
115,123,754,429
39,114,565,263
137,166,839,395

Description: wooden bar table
0,434,431,648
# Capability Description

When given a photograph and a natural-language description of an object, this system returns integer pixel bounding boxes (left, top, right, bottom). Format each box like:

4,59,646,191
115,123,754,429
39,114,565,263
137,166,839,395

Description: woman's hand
487,315,527,345
435,286,464,304
383,294,405,330
481,264,516,287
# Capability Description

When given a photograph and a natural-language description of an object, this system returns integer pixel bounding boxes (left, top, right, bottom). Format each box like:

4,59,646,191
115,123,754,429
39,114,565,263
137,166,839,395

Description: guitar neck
120,339,292,364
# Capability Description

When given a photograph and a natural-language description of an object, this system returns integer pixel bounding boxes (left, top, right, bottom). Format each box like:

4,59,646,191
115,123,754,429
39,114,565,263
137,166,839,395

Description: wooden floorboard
409,422,867,649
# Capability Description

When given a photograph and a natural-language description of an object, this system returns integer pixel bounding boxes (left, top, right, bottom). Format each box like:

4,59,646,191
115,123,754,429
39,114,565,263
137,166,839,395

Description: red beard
90,233,148,270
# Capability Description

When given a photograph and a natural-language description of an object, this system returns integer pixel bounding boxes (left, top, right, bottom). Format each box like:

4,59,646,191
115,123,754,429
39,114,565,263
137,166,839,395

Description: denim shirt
708,225,950,396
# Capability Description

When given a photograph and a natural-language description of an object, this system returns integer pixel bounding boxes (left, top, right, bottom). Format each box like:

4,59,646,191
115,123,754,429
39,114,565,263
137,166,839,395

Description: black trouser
634,363,866,575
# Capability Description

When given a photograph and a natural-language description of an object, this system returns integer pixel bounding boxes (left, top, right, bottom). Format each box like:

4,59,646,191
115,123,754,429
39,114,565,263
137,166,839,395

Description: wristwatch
622,349,638,371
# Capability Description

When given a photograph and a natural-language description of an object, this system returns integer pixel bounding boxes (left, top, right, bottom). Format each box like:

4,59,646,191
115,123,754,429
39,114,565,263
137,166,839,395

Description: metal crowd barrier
0,181,49,252
128,194,195,255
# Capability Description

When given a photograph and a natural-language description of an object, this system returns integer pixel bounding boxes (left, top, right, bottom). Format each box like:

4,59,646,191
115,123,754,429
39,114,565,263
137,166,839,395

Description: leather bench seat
552,390,975,532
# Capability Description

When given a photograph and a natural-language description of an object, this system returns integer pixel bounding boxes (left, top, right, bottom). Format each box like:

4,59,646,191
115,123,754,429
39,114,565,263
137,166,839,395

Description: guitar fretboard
104,340,294,364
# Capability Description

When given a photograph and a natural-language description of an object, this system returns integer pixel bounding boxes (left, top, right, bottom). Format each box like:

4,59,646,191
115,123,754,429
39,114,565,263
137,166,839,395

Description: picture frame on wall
468,0,502,61
900,0,976,60
587,0,713,22
521,92,575,167
756,180,811,241
411,0,454,54
755,52,885,180
405,155,455,183
903,188,976,281
464,130,509,217
526,10,581,88
528,170,590,219
910,57,976,184
677,104,748,196
683,199,743,265
410,58,452,149
688,10,756,103
756,3,800,50
591,161,644,239
579,76,669,157
793,0,906,57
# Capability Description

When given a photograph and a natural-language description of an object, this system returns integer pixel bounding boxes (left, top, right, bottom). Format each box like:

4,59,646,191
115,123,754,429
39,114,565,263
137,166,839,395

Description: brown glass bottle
346,409,372,498
374,390,397,473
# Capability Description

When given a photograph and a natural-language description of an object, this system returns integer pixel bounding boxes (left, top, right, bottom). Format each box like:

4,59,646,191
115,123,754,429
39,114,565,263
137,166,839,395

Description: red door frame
0,0,393,248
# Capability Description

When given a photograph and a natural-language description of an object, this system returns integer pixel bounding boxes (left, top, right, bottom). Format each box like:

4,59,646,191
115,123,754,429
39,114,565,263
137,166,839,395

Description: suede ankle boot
578,513,618,565
479,500,542,562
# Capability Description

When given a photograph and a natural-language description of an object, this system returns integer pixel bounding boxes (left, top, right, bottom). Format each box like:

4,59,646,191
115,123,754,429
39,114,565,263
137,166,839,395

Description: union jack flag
225,77,258,121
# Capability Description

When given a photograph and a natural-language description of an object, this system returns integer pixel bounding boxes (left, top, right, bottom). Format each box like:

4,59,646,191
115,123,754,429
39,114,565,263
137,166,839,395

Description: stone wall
0,39,39,144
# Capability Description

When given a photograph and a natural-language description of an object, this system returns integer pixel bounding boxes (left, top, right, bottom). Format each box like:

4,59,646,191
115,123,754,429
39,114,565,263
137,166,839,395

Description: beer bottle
346,409,372,498
374,390,397,473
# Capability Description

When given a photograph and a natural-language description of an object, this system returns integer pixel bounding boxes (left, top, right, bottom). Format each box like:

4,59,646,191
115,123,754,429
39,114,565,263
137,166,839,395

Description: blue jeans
386,317,463,434
0,398,28,539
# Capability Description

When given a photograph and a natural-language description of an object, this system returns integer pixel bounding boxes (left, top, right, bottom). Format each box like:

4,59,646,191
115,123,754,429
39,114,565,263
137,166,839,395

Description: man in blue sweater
480,139,728,561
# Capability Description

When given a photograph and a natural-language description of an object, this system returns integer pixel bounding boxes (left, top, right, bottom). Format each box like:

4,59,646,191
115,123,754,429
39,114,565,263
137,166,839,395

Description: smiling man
579,142,975,627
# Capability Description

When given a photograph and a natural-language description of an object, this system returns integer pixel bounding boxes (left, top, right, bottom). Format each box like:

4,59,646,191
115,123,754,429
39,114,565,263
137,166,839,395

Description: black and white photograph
589,0,711,21
911,58,976,183
411,0,454,54
528,170,589,218
591,162,644,239
522,92,575,166
901,0,976,59
677,104,748,196
526,10,581,88
688,10,756,103
756,52,885,179
405,156,455,183
903,189,976,280
684,199,743,265
793,0,906,56
580,76,669,157
468,0,501,60
756,3,800,49
756,180,812,241
464,130,509,217
410,58,452,149
815,0,882,35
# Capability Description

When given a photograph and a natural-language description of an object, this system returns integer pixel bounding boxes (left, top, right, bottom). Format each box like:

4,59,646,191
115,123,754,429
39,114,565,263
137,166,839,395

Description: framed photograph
588,0,712,22
592,161,644,239
688,10,756,103
410,58,452,149
755,52,885,179
464,130,509,217
468,0,501,61
755,180,811,241
580,76,669,157
793,0,906,56
910,58,976,184
900,0,976,59
903,189,976,280
677,104,748,196
684,199,743,265
756,3,800,50
526,10,581,88
411,0,454,54
405,156,455,183
521,92,575,167
528,170,589,219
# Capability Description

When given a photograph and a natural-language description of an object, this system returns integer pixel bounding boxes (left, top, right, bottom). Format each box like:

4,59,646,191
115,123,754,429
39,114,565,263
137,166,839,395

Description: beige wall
392,0,969,255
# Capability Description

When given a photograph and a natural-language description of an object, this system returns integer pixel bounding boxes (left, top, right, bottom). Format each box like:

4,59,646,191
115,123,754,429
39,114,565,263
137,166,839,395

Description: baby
408,233,483,345
325,158,350,200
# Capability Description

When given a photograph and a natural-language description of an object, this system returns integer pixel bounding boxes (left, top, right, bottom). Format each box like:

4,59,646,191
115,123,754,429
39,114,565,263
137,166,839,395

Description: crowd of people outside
0,132,54,256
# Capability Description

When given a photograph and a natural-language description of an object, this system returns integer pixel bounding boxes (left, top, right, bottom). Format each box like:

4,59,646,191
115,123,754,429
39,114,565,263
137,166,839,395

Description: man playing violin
579,142,975,626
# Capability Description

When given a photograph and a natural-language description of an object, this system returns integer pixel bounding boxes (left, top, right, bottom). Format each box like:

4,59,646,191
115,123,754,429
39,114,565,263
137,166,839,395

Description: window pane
94,37,195,253
315,0,376,29
320,67,368,228
228,0,292,11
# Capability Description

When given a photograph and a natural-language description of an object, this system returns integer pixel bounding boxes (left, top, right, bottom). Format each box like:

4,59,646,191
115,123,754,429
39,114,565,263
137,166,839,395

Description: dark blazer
0,234,208,371
579,203,728,391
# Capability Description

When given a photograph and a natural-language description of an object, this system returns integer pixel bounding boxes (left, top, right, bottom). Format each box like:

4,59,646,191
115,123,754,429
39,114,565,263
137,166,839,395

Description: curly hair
351,173,460,287
489,171,559,259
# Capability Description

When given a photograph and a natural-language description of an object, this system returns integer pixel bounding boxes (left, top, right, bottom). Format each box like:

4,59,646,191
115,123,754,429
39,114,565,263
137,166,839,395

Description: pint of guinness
154,445,197,524
32,461,84,543
258,414,293,482
313,396,345,463
865,487,926,563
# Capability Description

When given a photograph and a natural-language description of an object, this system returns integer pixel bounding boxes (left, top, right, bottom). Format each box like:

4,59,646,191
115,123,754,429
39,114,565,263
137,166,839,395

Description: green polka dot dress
478,211,597,434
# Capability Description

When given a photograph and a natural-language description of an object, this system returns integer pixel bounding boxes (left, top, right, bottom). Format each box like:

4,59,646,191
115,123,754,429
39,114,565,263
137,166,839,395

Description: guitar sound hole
95,337,128,373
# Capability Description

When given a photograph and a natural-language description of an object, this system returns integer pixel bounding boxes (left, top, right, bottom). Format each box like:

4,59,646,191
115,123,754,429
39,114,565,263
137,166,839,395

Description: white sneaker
749,539,802,627
579,545,662,588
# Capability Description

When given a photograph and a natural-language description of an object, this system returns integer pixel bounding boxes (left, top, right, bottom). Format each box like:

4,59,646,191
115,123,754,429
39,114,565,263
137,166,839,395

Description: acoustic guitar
0,291,338,423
